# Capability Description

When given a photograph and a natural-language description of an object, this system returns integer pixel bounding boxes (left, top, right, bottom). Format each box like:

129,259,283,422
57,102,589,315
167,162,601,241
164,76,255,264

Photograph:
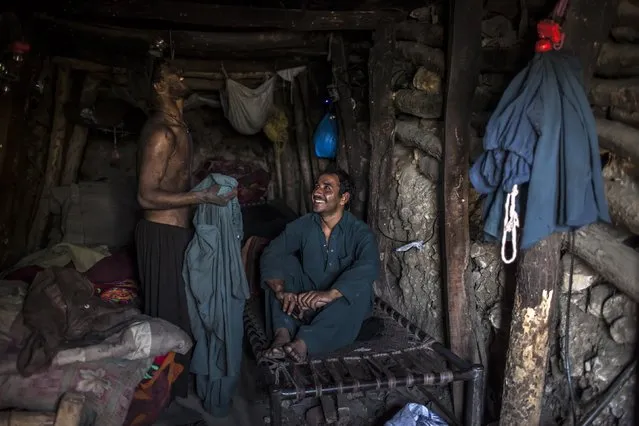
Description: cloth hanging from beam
220,77,276,135
469,51,610,253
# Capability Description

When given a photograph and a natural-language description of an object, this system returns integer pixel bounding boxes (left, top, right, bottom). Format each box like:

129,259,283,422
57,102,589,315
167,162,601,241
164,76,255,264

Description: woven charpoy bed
244,295,485,426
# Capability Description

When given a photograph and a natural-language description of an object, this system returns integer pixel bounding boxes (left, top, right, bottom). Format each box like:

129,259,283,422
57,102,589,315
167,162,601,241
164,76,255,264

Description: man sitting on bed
260,166,380,362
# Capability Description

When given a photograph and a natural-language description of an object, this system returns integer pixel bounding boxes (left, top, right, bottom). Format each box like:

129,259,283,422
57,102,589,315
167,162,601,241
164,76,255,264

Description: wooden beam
604,176,639,235
570,223,639,304
40,16,329,53
394,118,442,160
609,106,639,128
442,0,484,421
293,78,313,214
27,65,71,252
392,90,443,119
59,74,100,185
395,41,446,74
367,22,395,295
589,78,639,111
331,34,367,219
62,0,406,31
500,0,617,424
596,117,639,163
395,21,444,48
595,42,639,77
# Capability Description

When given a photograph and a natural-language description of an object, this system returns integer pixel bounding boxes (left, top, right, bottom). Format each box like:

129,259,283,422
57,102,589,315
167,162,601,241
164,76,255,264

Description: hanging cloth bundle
220,66,276,135
469,0,610,264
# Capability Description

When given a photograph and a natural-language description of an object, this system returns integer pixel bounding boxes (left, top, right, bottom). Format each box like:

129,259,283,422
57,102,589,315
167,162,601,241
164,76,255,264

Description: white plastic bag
220,77,276,135
385,403,448,426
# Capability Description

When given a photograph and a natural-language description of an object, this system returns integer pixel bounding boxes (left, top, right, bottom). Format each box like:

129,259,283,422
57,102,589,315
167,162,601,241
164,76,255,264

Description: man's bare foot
283,339,308,363
263,328,291,359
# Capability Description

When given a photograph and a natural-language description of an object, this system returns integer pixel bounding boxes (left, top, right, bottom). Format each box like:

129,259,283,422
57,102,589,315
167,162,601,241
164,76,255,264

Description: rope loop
501,184,520,264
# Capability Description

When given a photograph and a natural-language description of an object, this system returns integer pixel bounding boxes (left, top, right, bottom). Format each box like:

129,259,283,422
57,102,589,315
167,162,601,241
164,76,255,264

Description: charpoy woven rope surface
244,297,456,401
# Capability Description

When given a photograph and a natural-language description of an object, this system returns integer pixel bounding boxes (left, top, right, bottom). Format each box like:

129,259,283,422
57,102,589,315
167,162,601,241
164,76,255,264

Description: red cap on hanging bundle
535,0,569,52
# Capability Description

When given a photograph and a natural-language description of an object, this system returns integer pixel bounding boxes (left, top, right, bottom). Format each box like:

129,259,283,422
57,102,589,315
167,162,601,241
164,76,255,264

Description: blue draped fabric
182,173,250,417
469,51,610,249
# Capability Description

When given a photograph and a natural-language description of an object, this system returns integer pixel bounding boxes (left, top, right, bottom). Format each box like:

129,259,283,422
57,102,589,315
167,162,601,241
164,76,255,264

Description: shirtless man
135,61,236,398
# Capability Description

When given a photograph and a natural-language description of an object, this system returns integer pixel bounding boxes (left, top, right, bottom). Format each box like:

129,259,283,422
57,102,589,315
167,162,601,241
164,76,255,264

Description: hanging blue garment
182,173,250,417
469,50,610,252
313,112,338,158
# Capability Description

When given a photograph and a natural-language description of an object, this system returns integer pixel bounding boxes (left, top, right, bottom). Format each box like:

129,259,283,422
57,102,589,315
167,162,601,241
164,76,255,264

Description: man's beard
168,83,191,101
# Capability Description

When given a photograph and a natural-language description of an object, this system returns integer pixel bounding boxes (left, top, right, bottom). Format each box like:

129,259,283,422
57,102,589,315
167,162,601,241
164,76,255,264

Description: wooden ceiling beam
37,15,329,54
60,0,407,31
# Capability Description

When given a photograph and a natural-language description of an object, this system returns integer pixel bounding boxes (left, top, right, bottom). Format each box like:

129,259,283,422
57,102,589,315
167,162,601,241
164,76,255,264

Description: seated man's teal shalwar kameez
260,211,380,356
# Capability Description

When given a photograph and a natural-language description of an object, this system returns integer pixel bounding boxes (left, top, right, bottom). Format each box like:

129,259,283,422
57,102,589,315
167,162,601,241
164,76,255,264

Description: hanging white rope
501,184,520,264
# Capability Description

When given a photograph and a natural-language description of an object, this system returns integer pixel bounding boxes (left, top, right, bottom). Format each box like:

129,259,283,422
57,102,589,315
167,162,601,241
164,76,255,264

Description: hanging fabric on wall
220,77,276,135
313,113,338,159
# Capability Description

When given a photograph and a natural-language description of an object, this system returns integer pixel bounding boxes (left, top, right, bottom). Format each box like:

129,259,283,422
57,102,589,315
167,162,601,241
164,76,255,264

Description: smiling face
312,173,350,215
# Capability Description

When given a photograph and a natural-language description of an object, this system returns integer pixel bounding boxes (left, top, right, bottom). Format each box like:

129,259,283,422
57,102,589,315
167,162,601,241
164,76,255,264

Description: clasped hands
275,289,339,317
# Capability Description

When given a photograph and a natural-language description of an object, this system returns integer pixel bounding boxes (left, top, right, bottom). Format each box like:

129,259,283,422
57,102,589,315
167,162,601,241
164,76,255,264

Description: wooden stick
570,223,639,303
443,0,484,419
59,74,100,185
27,65,71,252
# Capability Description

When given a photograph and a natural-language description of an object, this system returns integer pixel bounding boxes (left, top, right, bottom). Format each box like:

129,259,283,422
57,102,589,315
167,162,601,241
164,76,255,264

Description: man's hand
196,184,238,206
276,291,299,315
298,290,341,310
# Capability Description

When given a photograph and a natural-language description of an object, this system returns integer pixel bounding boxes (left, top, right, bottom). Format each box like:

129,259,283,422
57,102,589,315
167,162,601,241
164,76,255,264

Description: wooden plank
27,65,71,252
499,0,618,424
442,0,484,420
59,74,100,185
367,22,395,293
293,78,313,214
570,223,639,303
62,0,406,31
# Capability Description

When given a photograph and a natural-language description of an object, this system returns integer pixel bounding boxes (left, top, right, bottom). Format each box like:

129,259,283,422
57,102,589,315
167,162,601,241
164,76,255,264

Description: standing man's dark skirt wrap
135,219,194,399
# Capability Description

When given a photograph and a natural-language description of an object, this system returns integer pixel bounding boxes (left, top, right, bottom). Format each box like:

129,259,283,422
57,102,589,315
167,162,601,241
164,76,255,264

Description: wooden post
331,34,367,219
499,0,617,424
293,79,313,213
27,65,71,252
367,22,395,292
499,234,562,426
60,74,100,185
442,0,484,418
